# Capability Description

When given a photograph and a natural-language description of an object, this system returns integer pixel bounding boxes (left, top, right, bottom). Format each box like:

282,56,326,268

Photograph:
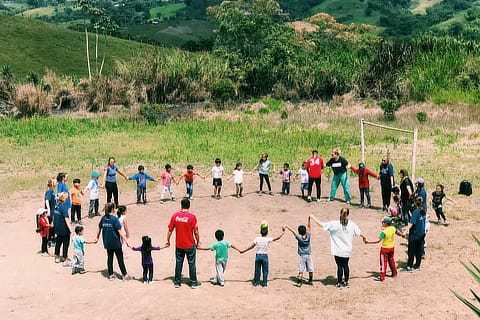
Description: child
84,172,101,218
44,178,56,247
364,216,405,281
198,230,240,286
70,178,83,224
204,158,225,199
129,165,156,204
250,153,274,195
284,218,314,287
231,162,246,198
160,164,176,204
431,184,455,225
295,162,309,199
131,236,166,284
239,220,285,287
37,208,52,256
277,163,293,195
350,163,379,208
117,205,129,253
72,225,95,274
177,164,204,200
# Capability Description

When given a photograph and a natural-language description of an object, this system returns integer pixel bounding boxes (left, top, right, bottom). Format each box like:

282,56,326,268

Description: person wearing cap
84,171,101,218
305,150,325,202
325,147,352,204
350,162,379,208
414,178,427,215
364,217,405,281
128,165,156,204
379,155,395,212
37,208,52,256
402,196,427,272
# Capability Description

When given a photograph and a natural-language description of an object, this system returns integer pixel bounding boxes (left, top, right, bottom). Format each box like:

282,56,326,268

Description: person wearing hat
37,208,52,256
414,178,427,215
364,216,405,281
84,171,101,218
350,162,379,208
128,165,156,204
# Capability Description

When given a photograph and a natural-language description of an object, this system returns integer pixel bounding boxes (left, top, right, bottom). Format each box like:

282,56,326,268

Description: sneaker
268,191,273,196
366,204,371,208
239,194,243,197
327,198,333,202
343,281,350,288
216,195,221,200
307,196,312,202
444,220,449,226
437,219,441,225
191,282,201,289
401,267,413,273
294,281,302,287
189,197,193,200
122,274,133,281
317,198,321,203
160,200,164,204
41,253,50,257
108,275,115,281
62,261,71,267
252,281,260,287
413,267,421,272
143,281,147,285
172,197,176,202
174,283,180,288
219,283,224,287
346,201,351,205
335,283,342,289
79,269,87,274
359,204,364,208
373,277,384,282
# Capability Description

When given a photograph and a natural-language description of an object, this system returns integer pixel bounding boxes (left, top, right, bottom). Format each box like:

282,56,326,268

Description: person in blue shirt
402,196,426,272
102,157,128,208
129,165,156,204
54,192,71,266
56,173,71,209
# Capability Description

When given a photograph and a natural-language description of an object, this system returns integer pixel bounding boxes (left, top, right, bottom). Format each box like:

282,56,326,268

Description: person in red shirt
37,208,52,256
350,162,379,208
305,150,325,202
166,198,201,288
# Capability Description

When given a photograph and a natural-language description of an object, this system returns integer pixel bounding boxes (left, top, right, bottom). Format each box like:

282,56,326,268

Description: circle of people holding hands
35,149,455,288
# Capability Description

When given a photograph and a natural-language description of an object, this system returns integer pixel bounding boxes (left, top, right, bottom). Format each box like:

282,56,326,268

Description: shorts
300,183,309,191
298,254,314,273
213,178,222,187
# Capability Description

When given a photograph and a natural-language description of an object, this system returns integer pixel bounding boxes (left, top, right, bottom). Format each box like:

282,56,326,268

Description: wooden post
412,128,418,181
360,119,365,163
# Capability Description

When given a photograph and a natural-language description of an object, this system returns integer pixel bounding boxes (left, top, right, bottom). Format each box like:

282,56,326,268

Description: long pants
259,174,271,192
379,247,397,280
329,172,351,202
381,183,392,208
235,183,243,196
41,236,48,253
334,256,350,284
54,234,70,259
308,177,321,199
407,236,425,269
401,200,412,225
105,181,119,207
435,207,446,221
71,204,81,222
143,264,154,282
106,248,127,276
359,187,371,206
72,249,85,272
161,185,175,200
254,254,269,287
282,182,290,195
215,260,227,285
175,246,198,286
185,182,194,198
88,199,99,216
136,186,146,203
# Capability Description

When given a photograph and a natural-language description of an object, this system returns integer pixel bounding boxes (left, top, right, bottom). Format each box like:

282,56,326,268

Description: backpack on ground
459,180,472,196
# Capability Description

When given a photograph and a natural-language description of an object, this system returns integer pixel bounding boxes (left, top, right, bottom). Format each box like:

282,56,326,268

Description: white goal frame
360,119,418,181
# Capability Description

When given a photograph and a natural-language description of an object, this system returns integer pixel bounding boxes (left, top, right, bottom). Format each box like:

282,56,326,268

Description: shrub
139,104,170,124
416,112,427,123
210,78,236,106
379,99,401,121
14,84,52,117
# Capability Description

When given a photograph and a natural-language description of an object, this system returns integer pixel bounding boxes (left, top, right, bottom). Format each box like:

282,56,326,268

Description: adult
402,196,426,272
326,148,352,204
413,178,427,214
379,155,395,212
102,157,128,208
310,208,366,289
166,198,201,288
53,192,71,266
399,169,414,225
250,153,273,195
305,149,325,202
56,173,71,209
95,203,131,281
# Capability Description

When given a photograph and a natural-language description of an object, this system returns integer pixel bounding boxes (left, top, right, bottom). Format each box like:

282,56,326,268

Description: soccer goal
360,119,418,181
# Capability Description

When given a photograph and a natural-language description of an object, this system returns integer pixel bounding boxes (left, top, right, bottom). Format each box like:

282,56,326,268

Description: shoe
62,261,71,267
108,275,115,281
216,195,221,200
78,220,83,225
346,201,351,205
79,269,87,274
189,197,193,200
143,281,147,285
172,197,176,202
366,204,371,208
317,198,321,202
54,257,61,263
252,281,259,287
160,200,164,204
268,191,273,196
143,201,147,205
437,220,441,225
174,283,180,288
373,277,383,282
219,283,224,287
343,281,350,288
444,220,449,226
294,281,302,287
148,281,153,284
136,201,141,205
335,283,342,289
210,279,218,285
191,282,201,289
401,267,413,273
307,196,312,202
41,253,50,257
122,274,133,281
359,204,364,208
327,198,333,202
239,194,243,197
413,267,421,271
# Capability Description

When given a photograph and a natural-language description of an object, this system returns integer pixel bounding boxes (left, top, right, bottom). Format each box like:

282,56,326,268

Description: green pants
329,172,351,202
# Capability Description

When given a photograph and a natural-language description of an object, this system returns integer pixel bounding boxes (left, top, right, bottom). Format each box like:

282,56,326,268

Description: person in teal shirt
198,230,239,286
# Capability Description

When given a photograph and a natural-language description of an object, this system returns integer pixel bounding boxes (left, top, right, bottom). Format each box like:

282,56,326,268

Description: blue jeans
175,246,198,286
185,182,193,198
254,254,269,287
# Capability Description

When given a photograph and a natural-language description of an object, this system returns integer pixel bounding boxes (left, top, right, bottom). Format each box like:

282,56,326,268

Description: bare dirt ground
0,173,478,319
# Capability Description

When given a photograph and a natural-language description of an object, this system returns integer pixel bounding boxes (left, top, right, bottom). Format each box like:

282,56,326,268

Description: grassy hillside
310,0,380,25
411,0,443,14
149,3,186,22
0,15,157,78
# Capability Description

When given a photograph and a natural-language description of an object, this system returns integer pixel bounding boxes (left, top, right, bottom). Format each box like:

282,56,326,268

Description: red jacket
38,215,50,238
351,166,378,188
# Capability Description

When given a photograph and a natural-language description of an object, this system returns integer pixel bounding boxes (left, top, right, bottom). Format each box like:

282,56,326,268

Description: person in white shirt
204,158,225,199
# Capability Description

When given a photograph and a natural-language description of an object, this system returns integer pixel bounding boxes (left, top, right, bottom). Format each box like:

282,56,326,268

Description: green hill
0,15,156,78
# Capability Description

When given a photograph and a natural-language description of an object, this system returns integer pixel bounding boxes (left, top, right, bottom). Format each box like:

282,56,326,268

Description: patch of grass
434,133,459,148
17,6,57,17
149,3,186,22
310,0,380,25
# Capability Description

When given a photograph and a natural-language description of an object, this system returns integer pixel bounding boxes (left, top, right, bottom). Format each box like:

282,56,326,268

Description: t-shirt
210,240,232,262
161,171,174,186
279,170,292,183
212,165,224,179
168,211,198,249
70,187,82,206
258,160,272,175
380,226,396,249
183,171,196,183
351,166,378,188
326,157,349,175
232,170,244,184
54,203,70,236
431,191,445,209
118,215,126,236
409,208,426,241
306,156,324,178
105,166,118,183
45,189,56,217
322,220,361,258
296,233,311,256
57,182,71,208
73,235,85,253
129,173,155,188
379,163,394,186
414,188,427,213
253,236,273,254
132,246,161,265
400,177,414,203
297,168,309,184
86,179,99,200
98,215,122,249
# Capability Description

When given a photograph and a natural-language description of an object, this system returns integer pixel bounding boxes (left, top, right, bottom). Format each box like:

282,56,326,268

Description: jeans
175,246,198,286
259,174,271,192
334,256,350,284
136,186,146,203
105,181,119,207
381,183,392,209
308,177,321,199
143,264,154,282
54,234,70,259
282,182,290,195
359,187,371,206
407,236,425,269
185,182,194,198
401,200,412,225
254,254,269,287
329,172,351,202
106,247,127,276
88,199,99,216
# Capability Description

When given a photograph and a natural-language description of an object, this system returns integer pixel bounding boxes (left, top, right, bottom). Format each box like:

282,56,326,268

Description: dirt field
0,173,477,319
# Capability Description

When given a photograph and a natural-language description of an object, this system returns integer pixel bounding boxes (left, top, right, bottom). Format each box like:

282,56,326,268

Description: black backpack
459,180,472,196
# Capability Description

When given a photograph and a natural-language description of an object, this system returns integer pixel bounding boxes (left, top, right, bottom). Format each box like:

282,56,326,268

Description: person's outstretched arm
283,225,297,237
240,243,255,254
309,214,323,227
272,229,285,242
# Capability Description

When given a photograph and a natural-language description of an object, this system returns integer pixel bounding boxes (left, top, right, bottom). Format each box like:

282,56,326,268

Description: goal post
360,119,418,181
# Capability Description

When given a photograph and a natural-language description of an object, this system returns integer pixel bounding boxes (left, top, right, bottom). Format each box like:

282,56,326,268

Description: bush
14,84,52,117
416,111,427,123
139,104,170,124
210,79,236,106
379,99,401,121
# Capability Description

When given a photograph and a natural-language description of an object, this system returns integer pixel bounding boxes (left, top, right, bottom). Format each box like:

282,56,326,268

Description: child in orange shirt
177,164,204,200
70,178,83,224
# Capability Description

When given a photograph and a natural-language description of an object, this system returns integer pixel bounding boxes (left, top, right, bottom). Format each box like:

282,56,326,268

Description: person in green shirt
198,230,240,286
